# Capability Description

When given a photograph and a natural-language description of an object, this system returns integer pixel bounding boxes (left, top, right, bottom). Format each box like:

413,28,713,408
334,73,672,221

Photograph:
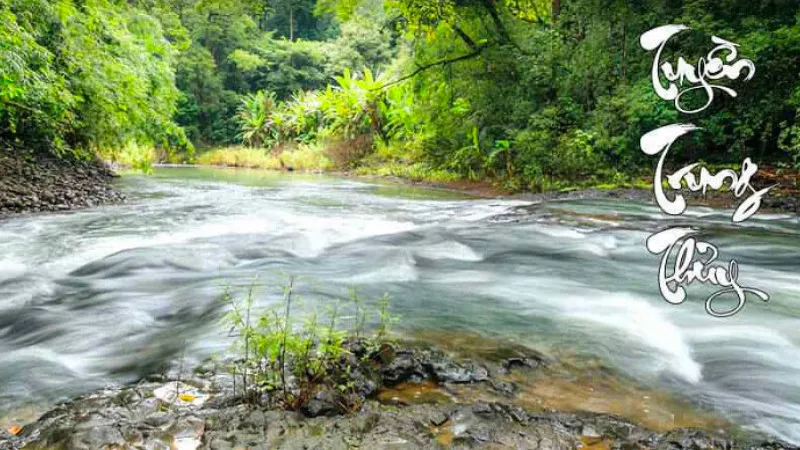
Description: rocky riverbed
0,151,124,217
2,342,796,450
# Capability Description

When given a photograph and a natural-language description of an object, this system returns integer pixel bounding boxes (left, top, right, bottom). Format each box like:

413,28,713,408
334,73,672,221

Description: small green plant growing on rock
223,277,399,414
376,293,398,340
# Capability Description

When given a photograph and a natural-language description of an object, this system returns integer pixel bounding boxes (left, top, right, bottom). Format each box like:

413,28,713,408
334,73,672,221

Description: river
0,167,798,443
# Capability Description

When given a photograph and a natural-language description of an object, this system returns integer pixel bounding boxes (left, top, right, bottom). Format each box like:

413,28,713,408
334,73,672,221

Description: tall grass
224,278,399,411
354,161,462,183
280,143,333,170
196,147,277,169
101,142,156,174
196,144,332,171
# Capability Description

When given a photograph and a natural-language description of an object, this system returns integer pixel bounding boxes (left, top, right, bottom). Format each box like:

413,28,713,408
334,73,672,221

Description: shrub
279,142,333,171
196,147,278,169
237,91,283,148
223,278,398,412
354,162,461,183
325,134,374,169
0,0,187,158
196,144,332,171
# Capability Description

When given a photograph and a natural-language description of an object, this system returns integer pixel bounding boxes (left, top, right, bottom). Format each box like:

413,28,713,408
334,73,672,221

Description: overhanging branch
481,0,513,44
373,44,490,91
451,24,479,51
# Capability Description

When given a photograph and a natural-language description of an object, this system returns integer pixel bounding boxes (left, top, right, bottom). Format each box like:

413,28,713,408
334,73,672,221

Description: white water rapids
0,168,798,442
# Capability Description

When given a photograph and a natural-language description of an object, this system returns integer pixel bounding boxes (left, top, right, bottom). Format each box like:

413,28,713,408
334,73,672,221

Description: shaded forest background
1,0,799,191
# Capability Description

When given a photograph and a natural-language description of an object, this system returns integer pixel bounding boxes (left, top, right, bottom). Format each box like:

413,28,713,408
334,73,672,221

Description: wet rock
429,410,450,426
167,416,205,450
660,429,735,449
15,394,800,450
424,359,489,383
132,397,160,418
301,389,339,418
358,378,378,398
581,424,601,438
472,402,493,416
204,393,241,411
9,346,800,450
502,356,545,373
490,380,518,397
66,425,126,449
0,151,125,218
143,411,172,428
244,409,267,429
380,348,490,385
380,350,425,385
468,427,491,444
0,429,16,450
477,403,531,424
345,338,368,358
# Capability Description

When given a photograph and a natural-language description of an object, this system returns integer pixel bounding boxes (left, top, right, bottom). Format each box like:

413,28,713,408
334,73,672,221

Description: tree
1,0,190,158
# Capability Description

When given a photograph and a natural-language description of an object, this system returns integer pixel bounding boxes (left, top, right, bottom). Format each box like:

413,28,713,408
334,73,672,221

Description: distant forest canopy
1,0,798,189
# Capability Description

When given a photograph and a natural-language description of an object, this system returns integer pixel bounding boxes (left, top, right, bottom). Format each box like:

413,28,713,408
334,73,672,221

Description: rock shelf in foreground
1,343,795,450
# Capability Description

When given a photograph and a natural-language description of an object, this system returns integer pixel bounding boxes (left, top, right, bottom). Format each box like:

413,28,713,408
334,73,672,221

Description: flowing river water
0,167,798,443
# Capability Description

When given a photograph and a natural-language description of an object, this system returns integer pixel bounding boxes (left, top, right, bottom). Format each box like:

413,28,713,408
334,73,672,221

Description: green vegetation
223,278,398,412
195,144,332,170
2,0,798,190
0,0,192,159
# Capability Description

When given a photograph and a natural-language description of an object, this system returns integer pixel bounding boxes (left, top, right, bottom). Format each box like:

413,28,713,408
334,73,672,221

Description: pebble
0,152,125,218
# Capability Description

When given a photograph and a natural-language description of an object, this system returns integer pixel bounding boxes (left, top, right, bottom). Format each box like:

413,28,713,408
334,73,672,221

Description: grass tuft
196,144,332,171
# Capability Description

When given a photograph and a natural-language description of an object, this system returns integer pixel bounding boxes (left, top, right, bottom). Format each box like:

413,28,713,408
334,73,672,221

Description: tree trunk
622,19,627,81
289,6,294,41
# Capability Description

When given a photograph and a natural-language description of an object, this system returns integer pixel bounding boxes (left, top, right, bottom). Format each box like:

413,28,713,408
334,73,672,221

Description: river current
0,168,798,442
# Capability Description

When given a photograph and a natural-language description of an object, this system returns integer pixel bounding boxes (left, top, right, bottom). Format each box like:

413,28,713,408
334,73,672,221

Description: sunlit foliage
4,0,799,182
1,0,191,158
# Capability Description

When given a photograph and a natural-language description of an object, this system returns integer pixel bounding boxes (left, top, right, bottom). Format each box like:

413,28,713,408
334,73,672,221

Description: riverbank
3,339,794,450
359,166,799,215
162,144,798,213
4,151,789,219
0,151,125,218
157,161,799,215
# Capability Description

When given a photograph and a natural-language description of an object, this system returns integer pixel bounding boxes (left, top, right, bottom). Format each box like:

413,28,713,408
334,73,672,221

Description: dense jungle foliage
2,0,799,190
